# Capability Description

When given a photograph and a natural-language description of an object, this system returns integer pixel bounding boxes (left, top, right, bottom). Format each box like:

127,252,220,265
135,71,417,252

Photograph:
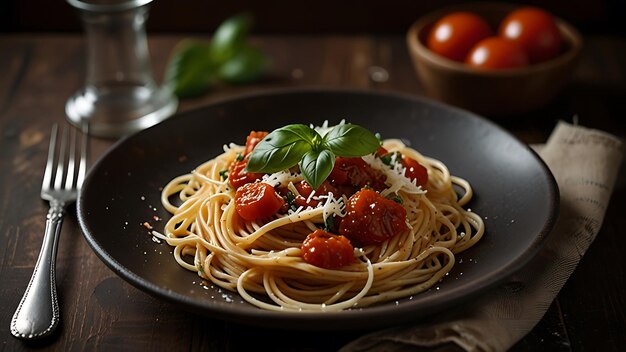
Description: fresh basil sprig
165,40,216,98
165,13,267,98
246,123,380,189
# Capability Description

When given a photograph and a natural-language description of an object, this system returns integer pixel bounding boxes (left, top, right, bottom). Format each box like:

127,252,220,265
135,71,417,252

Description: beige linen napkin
342,121,623,352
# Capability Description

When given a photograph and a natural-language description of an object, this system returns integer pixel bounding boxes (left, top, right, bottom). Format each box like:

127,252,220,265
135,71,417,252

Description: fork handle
11,201,64,339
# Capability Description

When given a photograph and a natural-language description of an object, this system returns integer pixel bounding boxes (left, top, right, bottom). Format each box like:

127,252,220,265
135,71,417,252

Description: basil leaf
165,40,216,98
299,149,335,190
324,124,380,157
246,124,319,173
276,124,321,146
209,13,252,64
218,45,268,84
246,140,309,173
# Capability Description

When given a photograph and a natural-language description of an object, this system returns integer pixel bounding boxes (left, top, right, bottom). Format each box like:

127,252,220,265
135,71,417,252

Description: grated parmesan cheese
361,154,427,197
311,119,346,137
319,192,347,220
262,170,303,188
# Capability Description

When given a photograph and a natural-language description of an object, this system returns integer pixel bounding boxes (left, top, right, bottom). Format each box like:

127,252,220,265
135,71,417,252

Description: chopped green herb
380,153,392,165
219,169,229,180
284,191,298,212
235,152,244,162
324,215,335,231
379,151,402,166
387,194,403,204
285,191,296,206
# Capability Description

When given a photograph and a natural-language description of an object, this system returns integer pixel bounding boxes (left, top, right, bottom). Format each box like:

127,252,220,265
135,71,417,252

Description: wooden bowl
406,3,583,116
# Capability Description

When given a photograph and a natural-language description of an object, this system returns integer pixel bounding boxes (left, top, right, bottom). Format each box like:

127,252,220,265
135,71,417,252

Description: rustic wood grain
0,33,624,351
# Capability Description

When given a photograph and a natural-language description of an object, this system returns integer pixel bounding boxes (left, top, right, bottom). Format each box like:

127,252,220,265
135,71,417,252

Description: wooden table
1,33,624,351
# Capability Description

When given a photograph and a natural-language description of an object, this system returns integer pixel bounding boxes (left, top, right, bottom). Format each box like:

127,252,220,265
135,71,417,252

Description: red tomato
427,12,493,62
466,37,529,69
301,229,355,269
294,179,315,200
499,7,562,63
244,131,268,155
339,189,408,246
402,157,429,187
228,157,264,189
329,157,386,193
293,180,339,208
235,182,284,221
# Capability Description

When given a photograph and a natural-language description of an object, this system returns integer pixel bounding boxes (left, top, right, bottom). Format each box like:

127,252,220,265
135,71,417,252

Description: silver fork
10,123,88,340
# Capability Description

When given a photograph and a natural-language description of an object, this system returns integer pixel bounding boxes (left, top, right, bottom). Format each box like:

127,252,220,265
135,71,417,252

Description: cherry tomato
466,37,529,69
499,7,562,63
301,229,355,269
339,189,408,246
427,12,493,62
402,157,429,187
244,131,268,155
235,182,284,221
228,157,264,189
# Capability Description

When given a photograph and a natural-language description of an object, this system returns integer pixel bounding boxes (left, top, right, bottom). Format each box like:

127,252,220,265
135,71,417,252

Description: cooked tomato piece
228,157,264,189
329,157,386,193
292,180,340,208
244,131,268,155
375,146,389,157
235,182,284,221
294,179,315,199
402,157,428,188
301,229,355,269
339,189,408,246
328,160,349,186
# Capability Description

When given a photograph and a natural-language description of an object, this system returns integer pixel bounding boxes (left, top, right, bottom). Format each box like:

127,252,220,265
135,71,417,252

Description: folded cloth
341,121,623,352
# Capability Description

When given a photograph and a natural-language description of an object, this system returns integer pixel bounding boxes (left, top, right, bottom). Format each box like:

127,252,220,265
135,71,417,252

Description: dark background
1,1,625,351
1,0,625,35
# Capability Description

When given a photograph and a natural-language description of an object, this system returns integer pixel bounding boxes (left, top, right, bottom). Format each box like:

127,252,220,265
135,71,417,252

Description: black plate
77,88,558,330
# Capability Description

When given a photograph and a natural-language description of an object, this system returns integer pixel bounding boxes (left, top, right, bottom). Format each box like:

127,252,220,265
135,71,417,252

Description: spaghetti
156,125,484,312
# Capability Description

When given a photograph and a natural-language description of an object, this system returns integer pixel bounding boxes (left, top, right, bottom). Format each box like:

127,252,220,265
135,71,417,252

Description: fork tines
41,123,88,198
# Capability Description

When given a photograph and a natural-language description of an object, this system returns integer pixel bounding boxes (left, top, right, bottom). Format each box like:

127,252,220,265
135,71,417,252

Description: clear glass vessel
65,0,177,138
